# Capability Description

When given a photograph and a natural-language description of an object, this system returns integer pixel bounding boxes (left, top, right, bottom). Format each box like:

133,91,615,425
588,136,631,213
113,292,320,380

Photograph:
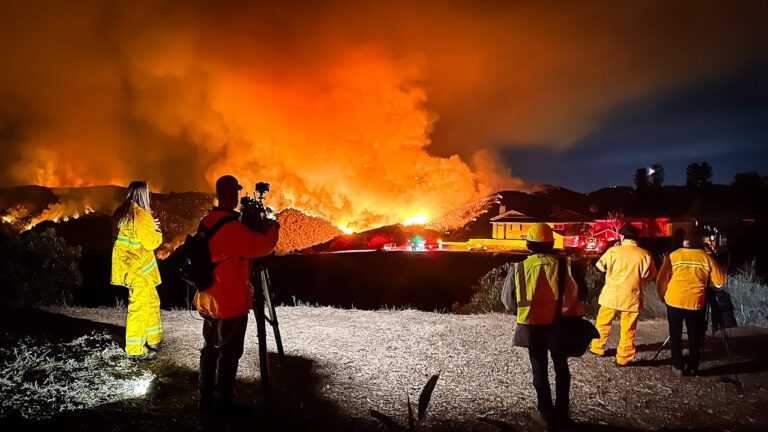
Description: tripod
251,262,285,394
651,295,742,393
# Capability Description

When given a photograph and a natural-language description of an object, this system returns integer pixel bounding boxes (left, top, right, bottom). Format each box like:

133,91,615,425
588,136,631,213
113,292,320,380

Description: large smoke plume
1,0,765,229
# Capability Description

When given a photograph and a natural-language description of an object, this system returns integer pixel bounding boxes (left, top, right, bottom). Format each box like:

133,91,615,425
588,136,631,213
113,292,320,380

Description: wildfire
402,213,429,226
338,225,355,235
2,202,96,231
7,41,526,232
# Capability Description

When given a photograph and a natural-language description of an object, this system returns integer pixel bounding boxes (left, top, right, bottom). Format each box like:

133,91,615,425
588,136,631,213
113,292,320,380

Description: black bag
554,257,599,357
179,216,236,291
709,289,738,332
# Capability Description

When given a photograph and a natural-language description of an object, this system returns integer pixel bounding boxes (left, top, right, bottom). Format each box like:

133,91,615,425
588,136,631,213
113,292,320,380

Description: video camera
240,181,275,232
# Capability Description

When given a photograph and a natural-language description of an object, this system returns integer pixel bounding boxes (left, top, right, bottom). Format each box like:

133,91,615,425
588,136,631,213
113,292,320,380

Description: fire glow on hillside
2,202,95,232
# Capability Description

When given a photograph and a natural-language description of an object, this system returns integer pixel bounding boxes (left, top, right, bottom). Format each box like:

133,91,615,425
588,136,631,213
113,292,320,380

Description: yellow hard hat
526,223,554,243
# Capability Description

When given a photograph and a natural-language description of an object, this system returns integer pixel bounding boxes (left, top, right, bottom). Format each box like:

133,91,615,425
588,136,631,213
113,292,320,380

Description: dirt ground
2,306,768,432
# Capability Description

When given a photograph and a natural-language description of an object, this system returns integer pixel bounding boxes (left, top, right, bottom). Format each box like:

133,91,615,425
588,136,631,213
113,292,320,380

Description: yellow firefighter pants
125,279,163,356
590,306,639,365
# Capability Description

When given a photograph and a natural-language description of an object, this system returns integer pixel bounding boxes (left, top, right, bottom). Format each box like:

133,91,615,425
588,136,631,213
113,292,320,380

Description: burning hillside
275,208,343,255
307,223,443,253
1,184,507,257
0,185,348,256
425,194,501,233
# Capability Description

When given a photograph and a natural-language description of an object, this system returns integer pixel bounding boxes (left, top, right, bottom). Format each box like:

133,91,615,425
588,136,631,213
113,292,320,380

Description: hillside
275,208,343,254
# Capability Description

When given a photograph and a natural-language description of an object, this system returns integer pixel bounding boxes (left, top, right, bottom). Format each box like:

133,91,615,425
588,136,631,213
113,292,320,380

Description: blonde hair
114,181,152,227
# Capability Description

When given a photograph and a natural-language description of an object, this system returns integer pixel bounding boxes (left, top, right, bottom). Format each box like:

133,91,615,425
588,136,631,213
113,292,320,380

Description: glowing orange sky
0,0,765,227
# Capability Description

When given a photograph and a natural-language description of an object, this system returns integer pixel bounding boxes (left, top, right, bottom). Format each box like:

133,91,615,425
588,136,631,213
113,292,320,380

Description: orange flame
12,50,526,230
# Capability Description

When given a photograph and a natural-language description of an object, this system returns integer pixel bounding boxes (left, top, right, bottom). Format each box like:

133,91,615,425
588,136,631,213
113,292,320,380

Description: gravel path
43,306,768,431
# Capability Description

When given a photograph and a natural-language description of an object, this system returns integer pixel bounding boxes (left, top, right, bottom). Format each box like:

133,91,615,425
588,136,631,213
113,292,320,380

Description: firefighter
656,229,726,376
194,175,280,413
111,181,163,361
589,224,657,366
501,223,585,429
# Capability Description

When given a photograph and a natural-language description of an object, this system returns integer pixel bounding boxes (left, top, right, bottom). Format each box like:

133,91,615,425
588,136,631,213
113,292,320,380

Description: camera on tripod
240,181,275,232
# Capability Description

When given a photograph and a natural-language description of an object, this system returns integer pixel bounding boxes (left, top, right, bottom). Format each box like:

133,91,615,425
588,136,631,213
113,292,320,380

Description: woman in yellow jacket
657,229,726,376
111,181,163,360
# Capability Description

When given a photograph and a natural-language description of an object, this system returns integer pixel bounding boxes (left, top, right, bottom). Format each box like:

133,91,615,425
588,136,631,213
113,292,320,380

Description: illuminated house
487,208,579,249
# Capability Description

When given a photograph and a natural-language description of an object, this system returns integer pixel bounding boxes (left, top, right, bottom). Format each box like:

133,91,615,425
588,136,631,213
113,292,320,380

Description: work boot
588,349,606,357
530,409,557,431
672,366,685,378
198,399,216,416
127,350,157,362
554,404,575,429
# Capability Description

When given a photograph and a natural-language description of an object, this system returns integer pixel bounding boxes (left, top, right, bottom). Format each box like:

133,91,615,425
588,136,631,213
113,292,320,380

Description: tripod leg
719,328,743,394
253,285,270,393
262,270,285,363
652,336,670,361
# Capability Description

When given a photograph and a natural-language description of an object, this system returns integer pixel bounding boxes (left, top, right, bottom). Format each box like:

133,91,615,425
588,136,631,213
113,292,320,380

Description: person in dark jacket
501,223,585,430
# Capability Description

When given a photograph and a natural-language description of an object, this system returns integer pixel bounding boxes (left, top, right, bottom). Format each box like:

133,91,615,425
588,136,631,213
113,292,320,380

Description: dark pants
200,314,248,403
526,326,571,417
666,305,706,372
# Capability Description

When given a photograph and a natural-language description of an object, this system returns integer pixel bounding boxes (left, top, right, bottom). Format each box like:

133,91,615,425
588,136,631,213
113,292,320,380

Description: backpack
179,216,237,291
708,289,738,332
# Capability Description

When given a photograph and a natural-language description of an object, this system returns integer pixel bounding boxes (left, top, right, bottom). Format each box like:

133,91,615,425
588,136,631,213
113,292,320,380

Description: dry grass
723,260,768,327
0,332,154,419
41,305,768,431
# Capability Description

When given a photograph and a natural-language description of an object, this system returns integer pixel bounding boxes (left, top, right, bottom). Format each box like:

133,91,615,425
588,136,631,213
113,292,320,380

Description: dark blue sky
499,65,768,192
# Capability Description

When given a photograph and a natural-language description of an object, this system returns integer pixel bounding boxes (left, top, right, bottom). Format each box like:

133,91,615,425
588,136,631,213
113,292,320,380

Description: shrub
0,228,82,308
456,256,668,320
581,259,605,318
726,260,768,327
639,281,666,320
452,262,512,314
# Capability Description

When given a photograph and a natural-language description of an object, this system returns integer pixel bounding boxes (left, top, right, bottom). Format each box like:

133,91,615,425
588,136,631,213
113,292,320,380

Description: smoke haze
1,0,765,227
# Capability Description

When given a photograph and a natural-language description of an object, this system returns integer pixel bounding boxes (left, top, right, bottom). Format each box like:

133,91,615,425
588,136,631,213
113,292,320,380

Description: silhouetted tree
733,171,765,191
732,172,768,217
634,168,648,192
686,162,713,188
649,164,664,188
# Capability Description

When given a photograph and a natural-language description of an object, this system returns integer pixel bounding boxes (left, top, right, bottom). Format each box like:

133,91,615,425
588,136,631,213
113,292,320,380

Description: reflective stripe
116,236,141,248
126,338,146,345
672,261,710,270
517,262,531,307
142,259,157,274
146,326,163,334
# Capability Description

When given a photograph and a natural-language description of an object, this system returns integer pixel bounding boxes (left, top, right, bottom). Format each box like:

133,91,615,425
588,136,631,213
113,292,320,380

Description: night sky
500,64,768,191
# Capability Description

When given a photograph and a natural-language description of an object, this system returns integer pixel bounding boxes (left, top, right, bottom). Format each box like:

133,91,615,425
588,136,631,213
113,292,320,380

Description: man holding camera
194,175,280,413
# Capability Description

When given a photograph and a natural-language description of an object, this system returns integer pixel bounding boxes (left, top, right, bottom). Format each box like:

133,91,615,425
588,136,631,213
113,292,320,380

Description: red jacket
193,208,279,318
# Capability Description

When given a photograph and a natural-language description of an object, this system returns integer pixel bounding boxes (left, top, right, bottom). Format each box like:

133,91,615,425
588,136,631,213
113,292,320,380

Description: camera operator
656,228,726,377
194,175,279,413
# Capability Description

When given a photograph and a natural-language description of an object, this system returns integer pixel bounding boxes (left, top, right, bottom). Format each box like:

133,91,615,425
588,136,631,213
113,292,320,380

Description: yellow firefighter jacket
596,239,656,313
111,202,162,288
501,254,584,325
656,248,726,310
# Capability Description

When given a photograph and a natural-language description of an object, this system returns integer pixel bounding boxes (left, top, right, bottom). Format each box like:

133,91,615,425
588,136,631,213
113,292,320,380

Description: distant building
444,204,733,254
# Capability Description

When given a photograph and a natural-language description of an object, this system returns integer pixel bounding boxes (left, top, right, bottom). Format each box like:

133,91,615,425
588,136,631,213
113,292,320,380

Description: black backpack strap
199,216,237,239
555,256,566,322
